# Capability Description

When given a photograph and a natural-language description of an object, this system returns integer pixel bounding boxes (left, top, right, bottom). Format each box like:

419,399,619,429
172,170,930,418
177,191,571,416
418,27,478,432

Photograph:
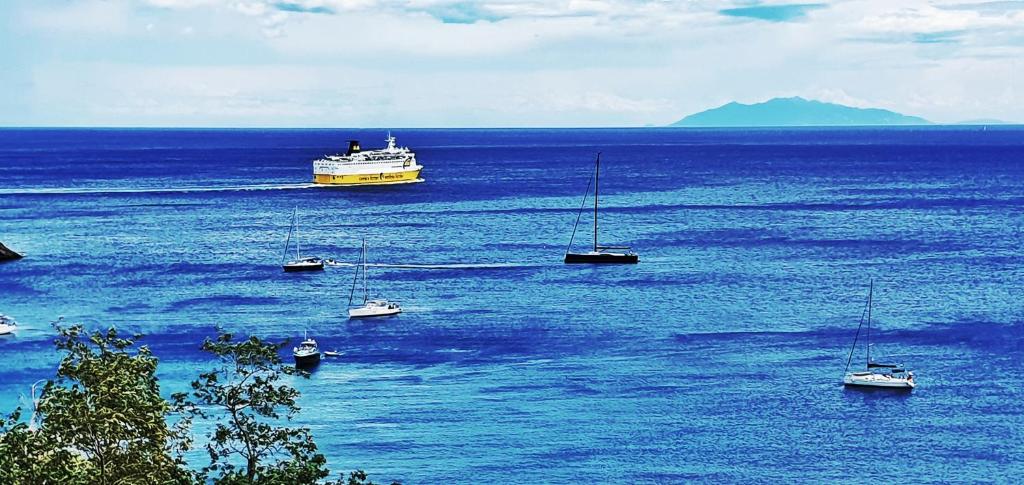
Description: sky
1,0,1022,127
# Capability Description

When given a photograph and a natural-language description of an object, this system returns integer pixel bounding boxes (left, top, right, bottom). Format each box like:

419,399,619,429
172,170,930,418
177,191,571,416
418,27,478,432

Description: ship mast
866,278,873,366
843,279,873,375
282,208,296,265
593,152,600,252
294,208,301,260
362,238,368,304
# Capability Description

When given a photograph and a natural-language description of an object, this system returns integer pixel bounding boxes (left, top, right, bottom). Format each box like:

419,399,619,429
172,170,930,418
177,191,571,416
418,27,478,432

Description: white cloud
20,1,134,34
143,0,220,8
3,0,1023,126
507,91,670,114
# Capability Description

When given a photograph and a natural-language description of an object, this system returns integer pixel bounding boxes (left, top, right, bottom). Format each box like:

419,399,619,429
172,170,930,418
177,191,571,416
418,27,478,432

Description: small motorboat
323,350,344,357
292,335,321,368
349,299,402,319
0,314,16,336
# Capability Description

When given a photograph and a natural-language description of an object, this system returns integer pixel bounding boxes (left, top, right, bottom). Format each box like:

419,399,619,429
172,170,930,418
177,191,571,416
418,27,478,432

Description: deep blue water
1,127,1023,482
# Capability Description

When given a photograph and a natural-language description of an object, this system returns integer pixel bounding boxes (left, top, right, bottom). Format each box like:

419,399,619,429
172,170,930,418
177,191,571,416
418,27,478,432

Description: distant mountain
670,97,931,127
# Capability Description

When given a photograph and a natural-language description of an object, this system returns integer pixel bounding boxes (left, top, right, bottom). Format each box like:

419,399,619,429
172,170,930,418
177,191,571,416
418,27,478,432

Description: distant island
671,97,932,127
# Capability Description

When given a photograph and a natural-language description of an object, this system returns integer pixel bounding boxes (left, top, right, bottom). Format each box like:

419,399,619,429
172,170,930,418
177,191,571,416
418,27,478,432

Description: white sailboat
842,280,915,390
347,239,401,318
282,208,324,272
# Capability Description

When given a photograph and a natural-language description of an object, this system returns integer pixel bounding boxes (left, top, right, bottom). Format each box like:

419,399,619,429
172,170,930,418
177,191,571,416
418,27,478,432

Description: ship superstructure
312,134,423,186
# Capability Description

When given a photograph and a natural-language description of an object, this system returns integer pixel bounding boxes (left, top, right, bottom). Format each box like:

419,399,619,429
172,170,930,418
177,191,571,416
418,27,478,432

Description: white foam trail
435,348,474,354
513,359,554,366
324,261,528,270
0,183,319,196
372,262,527,269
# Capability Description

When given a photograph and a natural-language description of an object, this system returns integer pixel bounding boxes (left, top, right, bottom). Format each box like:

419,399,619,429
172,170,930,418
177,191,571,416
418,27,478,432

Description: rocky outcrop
0,242,23,261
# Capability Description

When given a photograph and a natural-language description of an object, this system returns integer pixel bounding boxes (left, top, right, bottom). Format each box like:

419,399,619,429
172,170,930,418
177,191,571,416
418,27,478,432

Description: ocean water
1,127,1023,483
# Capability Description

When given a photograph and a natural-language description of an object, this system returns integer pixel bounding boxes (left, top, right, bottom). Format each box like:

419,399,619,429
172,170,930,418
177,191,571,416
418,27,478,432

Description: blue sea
1,127,1023,483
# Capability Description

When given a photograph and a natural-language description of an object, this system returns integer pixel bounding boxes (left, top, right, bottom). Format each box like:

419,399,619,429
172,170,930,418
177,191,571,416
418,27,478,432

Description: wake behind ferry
313,134,424,186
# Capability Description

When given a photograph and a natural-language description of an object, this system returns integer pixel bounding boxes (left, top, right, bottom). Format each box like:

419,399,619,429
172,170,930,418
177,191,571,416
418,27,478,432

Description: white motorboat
0,314,16,335
282,208,324,272
292,335,321,367
347,239,401,319
842,280,915,390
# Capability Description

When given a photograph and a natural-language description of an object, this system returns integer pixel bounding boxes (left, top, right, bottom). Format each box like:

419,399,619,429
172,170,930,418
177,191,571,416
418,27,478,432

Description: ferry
312,134,423,186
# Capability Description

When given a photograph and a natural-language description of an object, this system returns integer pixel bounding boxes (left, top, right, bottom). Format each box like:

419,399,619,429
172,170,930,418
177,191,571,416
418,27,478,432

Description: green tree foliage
0,407,94,483
0,325,195,485
0,325,398,485
178,331,331,484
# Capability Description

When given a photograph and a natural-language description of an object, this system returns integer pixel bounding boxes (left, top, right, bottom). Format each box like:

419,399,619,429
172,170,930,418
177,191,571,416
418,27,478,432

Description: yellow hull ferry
313,134,423,186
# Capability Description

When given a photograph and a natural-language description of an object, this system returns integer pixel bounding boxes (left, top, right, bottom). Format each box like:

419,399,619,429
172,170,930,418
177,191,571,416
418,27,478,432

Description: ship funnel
346,140,361,155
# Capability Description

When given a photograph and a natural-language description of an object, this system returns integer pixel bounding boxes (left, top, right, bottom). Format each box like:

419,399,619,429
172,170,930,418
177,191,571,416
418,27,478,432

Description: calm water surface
1,127,1023,482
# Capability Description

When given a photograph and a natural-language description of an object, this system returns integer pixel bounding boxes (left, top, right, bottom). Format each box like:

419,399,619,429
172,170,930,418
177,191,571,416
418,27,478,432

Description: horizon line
0,124,1020,130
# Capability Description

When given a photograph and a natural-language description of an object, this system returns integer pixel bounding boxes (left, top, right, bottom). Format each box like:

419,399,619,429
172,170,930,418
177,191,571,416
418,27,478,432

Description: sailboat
842,280,915,390
348,239,401,318
564,153,638,264
282,208,324,272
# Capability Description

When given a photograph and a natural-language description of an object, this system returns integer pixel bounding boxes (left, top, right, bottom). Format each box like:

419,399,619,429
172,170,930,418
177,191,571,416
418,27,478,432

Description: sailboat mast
282,209,296,265
294,208,301,260
593,152,600,252
348,250,359,307
362,238,368,304
866,279,873,366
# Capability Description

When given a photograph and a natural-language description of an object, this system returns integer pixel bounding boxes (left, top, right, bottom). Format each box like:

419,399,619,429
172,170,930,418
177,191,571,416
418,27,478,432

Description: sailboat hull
843,373,915,390
564,252,638,264
283,261,325,272
348,306,402,318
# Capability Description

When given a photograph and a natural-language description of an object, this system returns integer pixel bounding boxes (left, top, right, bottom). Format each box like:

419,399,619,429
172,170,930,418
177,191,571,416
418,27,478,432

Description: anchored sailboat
842,279,915,390
348,239,401,318
564,152,638,264
282,208,324,272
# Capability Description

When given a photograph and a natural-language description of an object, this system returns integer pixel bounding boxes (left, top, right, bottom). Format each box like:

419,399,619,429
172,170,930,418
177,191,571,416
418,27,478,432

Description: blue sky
1,0,1022,127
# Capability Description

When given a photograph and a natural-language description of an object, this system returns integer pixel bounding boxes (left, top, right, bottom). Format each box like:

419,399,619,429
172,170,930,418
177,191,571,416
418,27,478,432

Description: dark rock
0,242,23,261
